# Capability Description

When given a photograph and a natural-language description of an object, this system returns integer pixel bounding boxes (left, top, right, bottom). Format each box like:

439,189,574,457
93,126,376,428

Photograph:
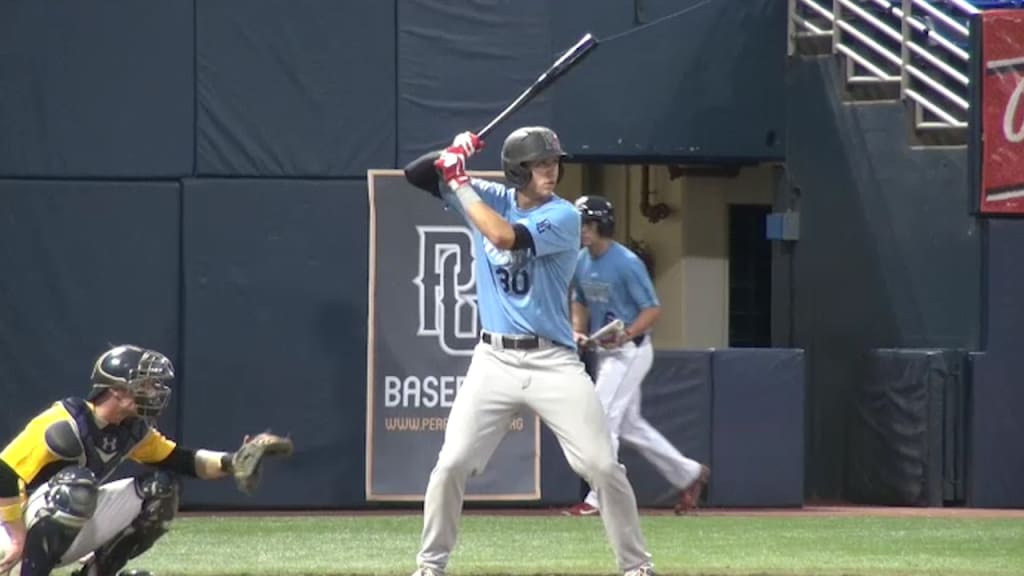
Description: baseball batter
565,196,709,517
408,128,657,576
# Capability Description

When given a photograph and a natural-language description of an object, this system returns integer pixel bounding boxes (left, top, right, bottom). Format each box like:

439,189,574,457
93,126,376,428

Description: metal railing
789,0,980,133
789,0,836,49
837,0,905,84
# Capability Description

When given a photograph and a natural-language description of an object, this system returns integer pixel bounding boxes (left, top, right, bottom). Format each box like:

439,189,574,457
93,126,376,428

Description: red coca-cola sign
981,10,1024,214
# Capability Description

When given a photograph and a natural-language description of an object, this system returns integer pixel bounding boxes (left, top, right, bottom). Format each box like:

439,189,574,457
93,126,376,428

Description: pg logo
413,226,479,356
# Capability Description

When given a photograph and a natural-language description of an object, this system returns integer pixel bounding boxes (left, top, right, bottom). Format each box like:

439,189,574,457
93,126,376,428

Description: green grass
58,514,1024,576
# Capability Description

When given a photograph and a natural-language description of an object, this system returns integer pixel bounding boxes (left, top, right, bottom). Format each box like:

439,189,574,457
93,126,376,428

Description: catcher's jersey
445,178,579,348
0,397,176,492
573,241,660,335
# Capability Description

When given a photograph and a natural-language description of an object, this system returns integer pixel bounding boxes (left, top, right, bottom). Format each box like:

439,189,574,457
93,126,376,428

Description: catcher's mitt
231,431,293,495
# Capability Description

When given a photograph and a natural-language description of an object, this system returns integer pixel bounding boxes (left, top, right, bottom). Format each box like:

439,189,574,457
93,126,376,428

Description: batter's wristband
0,502,22,523
454,183,482,209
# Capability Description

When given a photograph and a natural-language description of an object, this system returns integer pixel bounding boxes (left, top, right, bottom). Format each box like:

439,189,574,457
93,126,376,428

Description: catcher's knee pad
83,473,178,576
21,467,98,575
31,466,99,528
84,522,170,576
132,470,179,528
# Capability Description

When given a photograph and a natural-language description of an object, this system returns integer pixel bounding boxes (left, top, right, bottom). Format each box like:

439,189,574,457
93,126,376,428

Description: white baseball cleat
411,568,444,576
624,563,657,576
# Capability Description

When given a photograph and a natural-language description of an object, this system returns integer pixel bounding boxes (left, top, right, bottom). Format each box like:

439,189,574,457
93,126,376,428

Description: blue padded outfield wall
0,2,193,177
2,0,1021,509
0,181,183,440
782,57,985,503
397,0,787,167
0,0,792,509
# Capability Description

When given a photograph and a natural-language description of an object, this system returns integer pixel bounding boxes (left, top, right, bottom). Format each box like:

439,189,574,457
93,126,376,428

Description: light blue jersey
573,242,659,335
442,178,580,348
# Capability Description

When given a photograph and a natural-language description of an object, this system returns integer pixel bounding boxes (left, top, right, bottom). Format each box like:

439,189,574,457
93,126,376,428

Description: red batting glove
434,146,469,190
451,132,484,157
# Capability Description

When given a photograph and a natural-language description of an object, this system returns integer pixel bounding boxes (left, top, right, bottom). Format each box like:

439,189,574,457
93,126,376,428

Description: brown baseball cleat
674,464,710,515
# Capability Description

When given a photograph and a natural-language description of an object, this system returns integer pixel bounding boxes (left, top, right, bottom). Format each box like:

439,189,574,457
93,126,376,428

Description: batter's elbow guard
404,151,443,199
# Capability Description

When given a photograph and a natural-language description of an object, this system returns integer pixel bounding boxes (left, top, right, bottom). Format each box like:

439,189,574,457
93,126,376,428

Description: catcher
0,344,293,576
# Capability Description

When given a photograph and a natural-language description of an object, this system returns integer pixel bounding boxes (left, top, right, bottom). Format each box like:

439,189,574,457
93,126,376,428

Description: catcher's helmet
501,126,568,188
575,195,615,237
89,345,174,419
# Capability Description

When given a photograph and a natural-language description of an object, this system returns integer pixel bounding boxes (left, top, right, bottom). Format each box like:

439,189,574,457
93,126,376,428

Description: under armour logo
100,436,117,452
413,226,479,356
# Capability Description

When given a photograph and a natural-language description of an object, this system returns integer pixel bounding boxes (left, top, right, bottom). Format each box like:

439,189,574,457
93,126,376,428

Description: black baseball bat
404,32,599,193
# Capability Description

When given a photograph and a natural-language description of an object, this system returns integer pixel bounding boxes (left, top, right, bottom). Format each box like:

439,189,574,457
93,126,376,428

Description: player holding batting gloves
565,196,709,517
408,128,659,576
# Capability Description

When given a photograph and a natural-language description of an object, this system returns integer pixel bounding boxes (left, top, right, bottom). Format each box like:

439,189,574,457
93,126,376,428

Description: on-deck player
564,195,709,518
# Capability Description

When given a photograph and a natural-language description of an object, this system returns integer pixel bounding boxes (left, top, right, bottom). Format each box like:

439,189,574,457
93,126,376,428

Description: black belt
481,332,541,350
632,334,647,346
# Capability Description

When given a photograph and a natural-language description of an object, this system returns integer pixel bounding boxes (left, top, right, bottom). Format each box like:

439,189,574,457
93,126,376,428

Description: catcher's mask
89,345,174,420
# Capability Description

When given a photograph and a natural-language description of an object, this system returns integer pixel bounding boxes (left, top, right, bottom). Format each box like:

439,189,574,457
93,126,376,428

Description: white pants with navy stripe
584,338,702,509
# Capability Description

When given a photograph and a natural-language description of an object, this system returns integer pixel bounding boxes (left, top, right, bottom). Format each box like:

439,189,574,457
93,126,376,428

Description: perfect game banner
364,170,540,501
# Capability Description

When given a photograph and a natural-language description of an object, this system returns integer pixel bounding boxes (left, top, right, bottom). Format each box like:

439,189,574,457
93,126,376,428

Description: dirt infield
652,505,1024,519
180,505,1024,519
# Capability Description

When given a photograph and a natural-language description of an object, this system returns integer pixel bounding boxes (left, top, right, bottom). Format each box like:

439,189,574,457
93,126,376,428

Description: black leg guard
19,518,83,576
76,471,179,576
20,467,99,576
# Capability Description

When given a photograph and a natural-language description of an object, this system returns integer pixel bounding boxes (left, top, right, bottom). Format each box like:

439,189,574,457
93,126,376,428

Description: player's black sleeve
154,446,199,478
511,223,535,253
0,459,21,498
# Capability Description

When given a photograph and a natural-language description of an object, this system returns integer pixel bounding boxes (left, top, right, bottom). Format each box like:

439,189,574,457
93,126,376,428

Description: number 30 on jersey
496,268,530,295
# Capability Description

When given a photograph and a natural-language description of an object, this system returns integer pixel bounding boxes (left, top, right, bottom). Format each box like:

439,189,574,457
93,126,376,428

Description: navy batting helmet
575,195,615,237
501,127,568,188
